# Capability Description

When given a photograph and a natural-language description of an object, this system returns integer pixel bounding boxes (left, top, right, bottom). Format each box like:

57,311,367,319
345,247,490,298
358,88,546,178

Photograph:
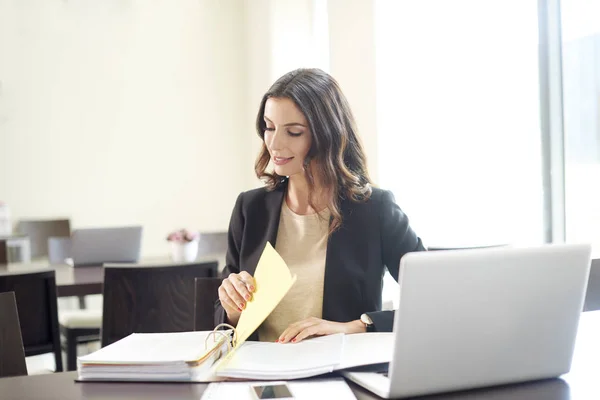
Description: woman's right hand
218,271,256,326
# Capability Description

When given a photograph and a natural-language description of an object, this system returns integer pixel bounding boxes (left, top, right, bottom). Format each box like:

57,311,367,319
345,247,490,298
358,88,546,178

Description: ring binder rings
198,323,238,369
205,323,237,352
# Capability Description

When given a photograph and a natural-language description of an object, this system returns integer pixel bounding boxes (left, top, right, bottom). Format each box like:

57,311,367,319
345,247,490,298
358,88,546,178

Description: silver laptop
343,243,592,398
70,226,143,267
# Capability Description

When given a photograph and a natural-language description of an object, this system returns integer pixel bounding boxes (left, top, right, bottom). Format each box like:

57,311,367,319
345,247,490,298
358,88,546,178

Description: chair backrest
584,258,600,312
15,219,71,259
0,291,27,378
197,232,228,256
101,261,218,347
0,270,62,372
48,237,72,264
194,277,223,331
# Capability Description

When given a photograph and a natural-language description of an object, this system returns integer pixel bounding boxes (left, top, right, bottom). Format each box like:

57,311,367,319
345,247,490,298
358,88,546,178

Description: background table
0,254,225,297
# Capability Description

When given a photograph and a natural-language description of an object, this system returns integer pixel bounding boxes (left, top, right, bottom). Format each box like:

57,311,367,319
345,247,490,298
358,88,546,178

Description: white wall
242,0,331,188
0,0,248,257
0,0,382,258
328,0,378,184
242,0,272,189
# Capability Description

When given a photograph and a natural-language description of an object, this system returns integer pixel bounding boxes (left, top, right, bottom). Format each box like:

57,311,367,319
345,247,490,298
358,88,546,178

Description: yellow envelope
234,242,297,346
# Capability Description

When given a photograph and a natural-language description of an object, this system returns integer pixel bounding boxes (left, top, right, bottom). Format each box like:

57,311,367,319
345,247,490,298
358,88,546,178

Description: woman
215,68,425,344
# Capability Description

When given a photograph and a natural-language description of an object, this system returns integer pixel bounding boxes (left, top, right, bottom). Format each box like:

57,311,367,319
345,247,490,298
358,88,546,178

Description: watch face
361,314,373,325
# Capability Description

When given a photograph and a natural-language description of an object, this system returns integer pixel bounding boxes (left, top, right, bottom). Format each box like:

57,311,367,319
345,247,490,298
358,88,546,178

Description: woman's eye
265,127,275,131
288,132,302,137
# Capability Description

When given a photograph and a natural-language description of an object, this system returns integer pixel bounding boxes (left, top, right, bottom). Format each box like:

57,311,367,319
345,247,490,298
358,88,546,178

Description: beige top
258,200,330,342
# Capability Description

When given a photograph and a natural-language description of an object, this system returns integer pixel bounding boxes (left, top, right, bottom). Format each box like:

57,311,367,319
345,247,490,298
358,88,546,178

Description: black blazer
214,182,425,340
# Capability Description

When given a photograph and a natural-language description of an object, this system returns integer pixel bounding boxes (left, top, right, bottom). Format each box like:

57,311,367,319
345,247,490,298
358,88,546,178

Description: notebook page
78,331,215,364
218,333,343,375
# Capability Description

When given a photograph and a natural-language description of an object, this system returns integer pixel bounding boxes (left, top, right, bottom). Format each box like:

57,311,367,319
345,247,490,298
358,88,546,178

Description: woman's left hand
278,317,366,344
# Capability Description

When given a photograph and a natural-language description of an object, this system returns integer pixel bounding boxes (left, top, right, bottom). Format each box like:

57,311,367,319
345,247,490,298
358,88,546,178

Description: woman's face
263,97,312,178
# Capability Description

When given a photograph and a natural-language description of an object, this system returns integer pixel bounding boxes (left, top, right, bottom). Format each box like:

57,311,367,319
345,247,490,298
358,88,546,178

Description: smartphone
249,383,295,399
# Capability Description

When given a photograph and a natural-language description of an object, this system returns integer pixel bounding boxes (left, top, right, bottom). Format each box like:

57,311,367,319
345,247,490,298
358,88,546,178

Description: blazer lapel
264,187,285,248
245,184,285,276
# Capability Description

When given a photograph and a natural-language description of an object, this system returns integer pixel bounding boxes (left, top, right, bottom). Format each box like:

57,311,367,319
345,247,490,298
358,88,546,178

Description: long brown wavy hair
255,68,372,233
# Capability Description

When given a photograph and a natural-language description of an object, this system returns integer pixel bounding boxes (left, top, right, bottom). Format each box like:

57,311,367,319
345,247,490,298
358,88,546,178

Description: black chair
101,261,218,348
0,291,27,377
584,258,600,312
0,270,63,372
60,311,102,371
15,219,71,259
194,277,222,331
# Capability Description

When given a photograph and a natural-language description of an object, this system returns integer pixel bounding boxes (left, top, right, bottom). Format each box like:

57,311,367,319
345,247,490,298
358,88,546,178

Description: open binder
77,323,393,382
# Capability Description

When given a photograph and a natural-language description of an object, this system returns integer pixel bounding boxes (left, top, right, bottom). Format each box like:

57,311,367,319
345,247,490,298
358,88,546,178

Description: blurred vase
169,239,199,262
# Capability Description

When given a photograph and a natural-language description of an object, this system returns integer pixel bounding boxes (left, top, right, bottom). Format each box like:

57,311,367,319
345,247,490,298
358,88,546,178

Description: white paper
201,378,356,400
217,334,343,380
338,333,394,370
77,331,229,382
79,331,215,364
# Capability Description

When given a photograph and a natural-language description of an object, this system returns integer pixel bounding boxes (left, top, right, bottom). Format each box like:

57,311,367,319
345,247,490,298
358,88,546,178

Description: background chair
15,219,71,260
584,258,600,312
0,291,28,378
194,277,222,331
0,270,63,372
49,236,86,310
100,261,218,347
197,232,228,256
59,309,102,371
196,231,227,272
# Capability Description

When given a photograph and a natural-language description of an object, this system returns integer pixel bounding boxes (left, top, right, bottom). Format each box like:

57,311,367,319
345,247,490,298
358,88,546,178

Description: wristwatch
360,313,375,332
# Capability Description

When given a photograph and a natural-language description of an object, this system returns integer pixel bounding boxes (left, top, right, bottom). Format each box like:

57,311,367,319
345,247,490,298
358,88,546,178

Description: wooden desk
0,262,102,298
0,312,598,400
0,371,589,400
0,255,224,298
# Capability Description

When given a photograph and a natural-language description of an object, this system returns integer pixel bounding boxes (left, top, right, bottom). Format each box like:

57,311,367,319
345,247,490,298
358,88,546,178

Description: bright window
561,0,600,256
375,0,544,248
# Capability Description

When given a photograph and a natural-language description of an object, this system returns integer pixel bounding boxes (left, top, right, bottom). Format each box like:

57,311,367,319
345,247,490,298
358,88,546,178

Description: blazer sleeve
366,190,426,332
214,192,245,327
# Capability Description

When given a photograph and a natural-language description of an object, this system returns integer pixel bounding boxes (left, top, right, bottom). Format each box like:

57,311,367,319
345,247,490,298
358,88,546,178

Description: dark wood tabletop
0,262,103,297
0,254,225,298
0,312,598,400
0,371,589,400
